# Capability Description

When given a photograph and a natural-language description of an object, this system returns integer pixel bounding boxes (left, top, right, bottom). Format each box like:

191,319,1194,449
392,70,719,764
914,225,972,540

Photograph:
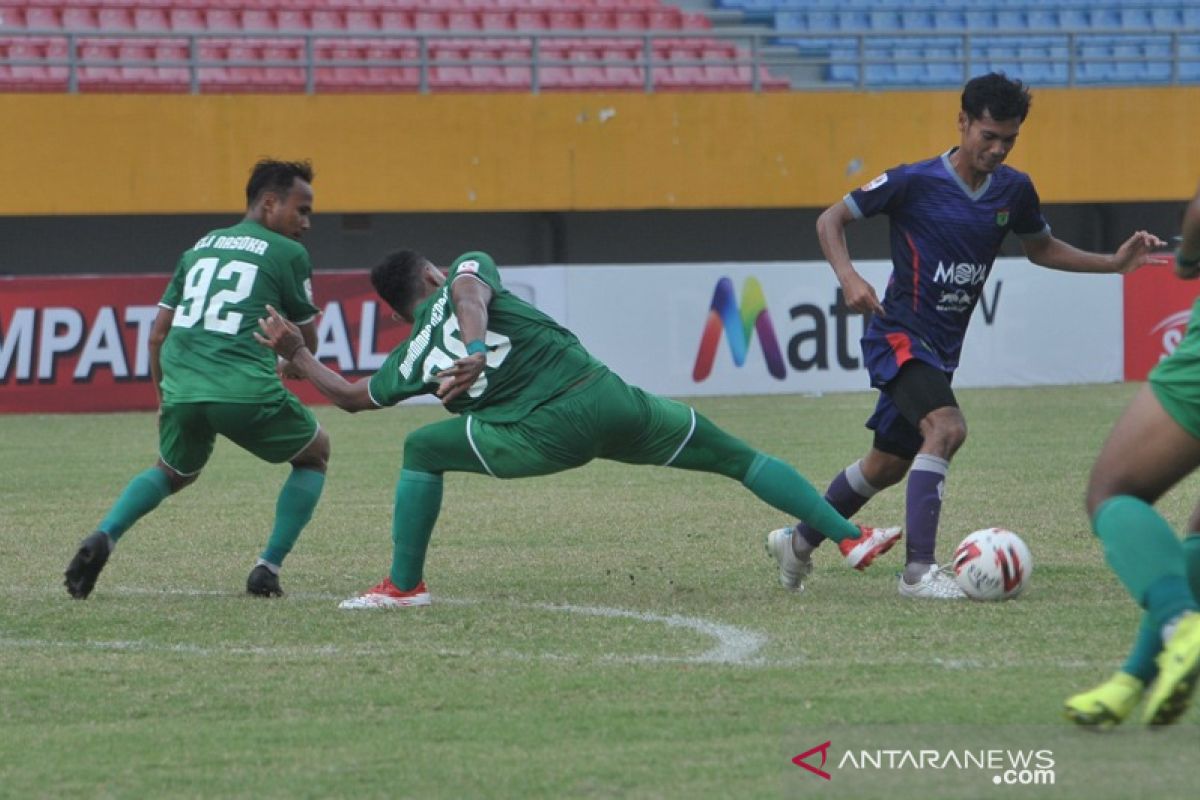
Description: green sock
1121,612,1161,684
260,468,326,567
390,469,444,591
1184,533,1200,602
743,454,859,543
1093,496,1197,629
99,467,171,542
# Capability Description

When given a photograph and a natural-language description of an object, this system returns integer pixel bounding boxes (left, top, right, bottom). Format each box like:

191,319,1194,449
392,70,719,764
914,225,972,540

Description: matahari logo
692,277,786,382
792,740,832,780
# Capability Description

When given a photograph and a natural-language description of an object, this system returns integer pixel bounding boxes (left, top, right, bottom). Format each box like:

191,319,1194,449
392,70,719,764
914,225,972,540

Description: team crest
995,209,1009,226
860,173,888,192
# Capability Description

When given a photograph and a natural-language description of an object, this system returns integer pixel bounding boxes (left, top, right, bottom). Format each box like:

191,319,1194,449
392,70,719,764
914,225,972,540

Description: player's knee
292,428,331,473
1084,471,1118,520
921,409,967,457
402,428,440,472
156,462,197,494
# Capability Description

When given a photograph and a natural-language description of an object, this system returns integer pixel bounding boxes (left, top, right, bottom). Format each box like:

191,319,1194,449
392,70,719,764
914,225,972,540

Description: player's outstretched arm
816,200,884,316
1022,230,1166,274
254,305,377,412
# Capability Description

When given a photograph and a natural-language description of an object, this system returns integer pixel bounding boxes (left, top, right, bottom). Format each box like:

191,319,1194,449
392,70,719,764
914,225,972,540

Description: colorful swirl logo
692,277,787,381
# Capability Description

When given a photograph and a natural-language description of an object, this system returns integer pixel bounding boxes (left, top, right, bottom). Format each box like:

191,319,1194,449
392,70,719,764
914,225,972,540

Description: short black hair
371,249,430,318
245,159,314,206
961,73,1031,123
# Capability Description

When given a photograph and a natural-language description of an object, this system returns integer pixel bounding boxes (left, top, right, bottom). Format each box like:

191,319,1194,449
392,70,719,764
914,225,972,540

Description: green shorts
1149,328,1200,441
406,370,696,479
159,394,320,476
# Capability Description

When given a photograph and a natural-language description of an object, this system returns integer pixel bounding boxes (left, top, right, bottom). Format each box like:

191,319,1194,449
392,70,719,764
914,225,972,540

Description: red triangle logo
792,740,832,780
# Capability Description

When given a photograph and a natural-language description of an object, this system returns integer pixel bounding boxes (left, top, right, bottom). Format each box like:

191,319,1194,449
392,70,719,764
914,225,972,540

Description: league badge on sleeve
860,173,888,192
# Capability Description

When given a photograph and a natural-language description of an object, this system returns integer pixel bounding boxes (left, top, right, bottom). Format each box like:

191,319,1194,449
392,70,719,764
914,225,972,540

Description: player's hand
254,305,307,360
839,271,885,316
434,353,486,405
1112,230,1168,275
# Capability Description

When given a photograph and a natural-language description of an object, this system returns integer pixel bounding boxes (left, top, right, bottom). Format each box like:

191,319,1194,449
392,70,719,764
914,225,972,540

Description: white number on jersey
419,313,512,398
172,257,260,335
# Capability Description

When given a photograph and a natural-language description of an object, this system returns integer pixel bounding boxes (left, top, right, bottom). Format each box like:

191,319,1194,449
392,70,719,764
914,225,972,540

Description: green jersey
159,220,320,404
368,251,603,422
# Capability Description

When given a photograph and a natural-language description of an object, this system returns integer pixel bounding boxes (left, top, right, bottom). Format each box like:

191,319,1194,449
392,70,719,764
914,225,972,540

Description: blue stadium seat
1026,10,1059,30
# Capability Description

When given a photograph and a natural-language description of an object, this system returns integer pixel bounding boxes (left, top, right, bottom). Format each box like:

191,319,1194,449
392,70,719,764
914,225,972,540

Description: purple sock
905,454,949,564
797,460,878,548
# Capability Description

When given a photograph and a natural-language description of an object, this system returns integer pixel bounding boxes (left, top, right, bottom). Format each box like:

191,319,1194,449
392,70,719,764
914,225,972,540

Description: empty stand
0,0,789,92
765,0,1200,87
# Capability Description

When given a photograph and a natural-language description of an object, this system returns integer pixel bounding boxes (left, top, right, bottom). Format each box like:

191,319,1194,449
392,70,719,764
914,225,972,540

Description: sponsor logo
932,261,989,286
0,301,391,385
792,741,832,780
1150,309,1192,362
791,740,1056,787
692,277,786,381
692,279,874,382
936,288,974,313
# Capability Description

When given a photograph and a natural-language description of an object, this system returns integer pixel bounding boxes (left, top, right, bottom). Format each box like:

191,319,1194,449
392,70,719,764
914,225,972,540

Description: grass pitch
1,384,1197,799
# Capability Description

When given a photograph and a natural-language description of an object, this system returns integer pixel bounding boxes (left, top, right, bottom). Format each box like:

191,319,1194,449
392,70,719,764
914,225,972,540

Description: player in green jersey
64,159,331,600
1064,181,1200,727
254,248,898,608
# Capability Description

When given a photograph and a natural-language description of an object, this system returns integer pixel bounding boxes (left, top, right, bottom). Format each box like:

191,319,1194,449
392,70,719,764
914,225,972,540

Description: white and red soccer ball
951,527,1033,601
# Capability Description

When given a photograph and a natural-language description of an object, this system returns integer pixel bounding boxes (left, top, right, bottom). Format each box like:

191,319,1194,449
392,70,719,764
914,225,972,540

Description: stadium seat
345,10,380,33
23,6,61,31
276,9,308,32
3,37,68,90
241,9,275,32
311,9,346,32
167,8,203,33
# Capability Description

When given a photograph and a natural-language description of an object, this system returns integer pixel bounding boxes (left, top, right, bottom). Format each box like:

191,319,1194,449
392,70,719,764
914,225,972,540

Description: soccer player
766,73,1166,599
253,248,898,608
1063,182,1200,727
63,159,330,599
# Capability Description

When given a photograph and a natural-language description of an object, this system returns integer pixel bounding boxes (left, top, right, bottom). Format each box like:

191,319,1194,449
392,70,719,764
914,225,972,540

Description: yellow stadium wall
1,88,1196,215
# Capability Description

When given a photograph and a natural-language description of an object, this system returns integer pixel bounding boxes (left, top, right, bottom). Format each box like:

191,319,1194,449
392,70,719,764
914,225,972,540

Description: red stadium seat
62,7,100,32
241,9,275,32
23,6,61,31
513,11,546,31
204,8,241,32
344,10,379,32
310,9,346,32
132,8,169,32
430,46,471,89
412,11,447,31
97,7,134,32
602,47,643,89
261,40,306,90
3,37,68,90
275,10,308,32
446,11,480,31
76,40,121,91
167,8,203,32
378,10,412,31
152,39,193,87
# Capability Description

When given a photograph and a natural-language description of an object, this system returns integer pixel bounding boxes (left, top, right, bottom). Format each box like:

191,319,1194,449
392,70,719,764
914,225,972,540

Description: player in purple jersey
765,73,1165,598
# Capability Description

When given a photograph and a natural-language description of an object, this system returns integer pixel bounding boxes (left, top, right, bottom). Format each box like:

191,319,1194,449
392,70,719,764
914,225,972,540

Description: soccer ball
951,527,1033,601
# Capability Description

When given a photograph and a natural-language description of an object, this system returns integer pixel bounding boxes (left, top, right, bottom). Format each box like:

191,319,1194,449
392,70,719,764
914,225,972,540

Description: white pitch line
0,585,770,667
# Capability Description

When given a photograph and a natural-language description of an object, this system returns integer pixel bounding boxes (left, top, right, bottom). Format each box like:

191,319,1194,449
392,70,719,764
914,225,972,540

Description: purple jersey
845,149,1049,374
